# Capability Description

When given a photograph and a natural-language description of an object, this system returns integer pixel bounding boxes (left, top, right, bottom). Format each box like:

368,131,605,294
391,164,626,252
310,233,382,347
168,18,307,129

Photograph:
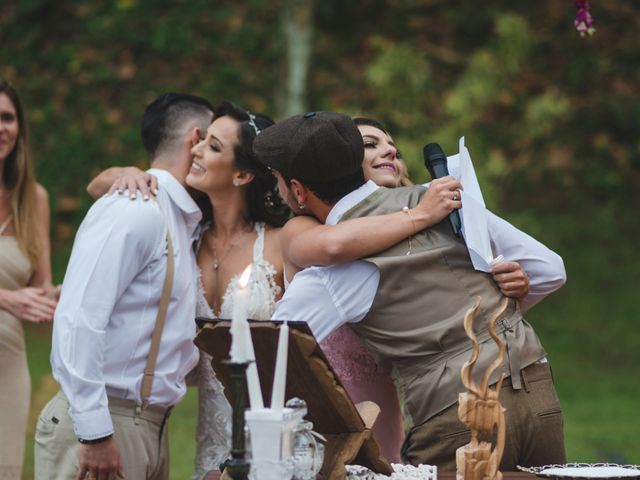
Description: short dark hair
203,100,290,227
140,93,214,158
283,169,366,206
353,116,389,135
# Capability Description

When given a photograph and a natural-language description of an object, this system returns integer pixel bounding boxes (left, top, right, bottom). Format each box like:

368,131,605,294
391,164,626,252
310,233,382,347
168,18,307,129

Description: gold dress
0,216,32,479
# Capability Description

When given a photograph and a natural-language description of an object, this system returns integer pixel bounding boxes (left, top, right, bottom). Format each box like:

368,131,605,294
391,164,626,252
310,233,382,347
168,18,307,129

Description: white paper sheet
447,137,501,273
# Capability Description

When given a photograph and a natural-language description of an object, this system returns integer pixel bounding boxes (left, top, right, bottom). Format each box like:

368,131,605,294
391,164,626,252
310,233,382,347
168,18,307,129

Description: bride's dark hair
196,100,290,227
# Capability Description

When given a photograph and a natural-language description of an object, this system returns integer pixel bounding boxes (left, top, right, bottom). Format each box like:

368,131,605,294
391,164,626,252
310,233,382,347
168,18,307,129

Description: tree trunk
281,0,315,117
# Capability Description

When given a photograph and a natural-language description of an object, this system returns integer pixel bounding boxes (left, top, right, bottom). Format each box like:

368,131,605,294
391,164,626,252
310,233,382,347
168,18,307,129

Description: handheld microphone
423,143,462,237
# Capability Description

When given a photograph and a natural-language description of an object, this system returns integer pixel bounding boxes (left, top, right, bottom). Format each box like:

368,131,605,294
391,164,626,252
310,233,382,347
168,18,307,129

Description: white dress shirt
51,169,201,440
273,181,566,342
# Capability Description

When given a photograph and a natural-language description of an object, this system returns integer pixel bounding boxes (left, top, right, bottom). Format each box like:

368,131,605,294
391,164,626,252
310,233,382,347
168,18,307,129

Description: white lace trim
219,222,281,321
346,463,437,480
193,281,232,479
192,352,233,480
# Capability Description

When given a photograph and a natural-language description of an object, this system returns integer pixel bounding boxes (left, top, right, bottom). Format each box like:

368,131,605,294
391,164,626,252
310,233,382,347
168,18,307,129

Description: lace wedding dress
192,222,281,479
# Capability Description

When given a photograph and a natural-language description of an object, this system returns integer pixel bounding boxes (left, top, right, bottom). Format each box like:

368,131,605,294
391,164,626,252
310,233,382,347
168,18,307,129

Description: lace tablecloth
204,464,437,479
346,463,437,479
205,467,545,479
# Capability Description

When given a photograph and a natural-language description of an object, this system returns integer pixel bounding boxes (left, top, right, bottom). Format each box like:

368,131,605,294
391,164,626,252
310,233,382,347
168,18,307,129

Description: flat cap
253,111,364,182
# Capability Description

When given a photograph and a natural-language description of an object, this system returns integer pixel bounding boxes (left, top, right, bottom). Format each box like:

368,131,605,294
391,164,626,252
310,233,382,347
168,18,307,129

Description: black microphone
423,143,462,237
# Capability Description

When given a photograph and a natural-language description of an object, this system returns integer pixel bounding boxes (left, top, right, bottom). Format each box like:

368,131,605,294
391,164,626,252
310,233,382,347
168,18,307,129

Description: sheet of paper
448,137,498,272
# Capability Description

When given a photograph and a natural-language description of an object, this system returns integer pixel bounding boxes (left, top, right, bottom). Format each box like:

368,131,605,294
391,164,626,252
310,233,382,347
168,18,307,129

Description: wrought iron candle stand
222,360,251,480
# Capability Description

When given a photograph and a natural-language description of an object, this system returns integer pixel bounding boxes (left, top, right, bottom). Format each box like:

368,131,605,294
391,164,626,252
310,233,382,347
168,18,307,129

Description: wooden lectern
194,319,393,480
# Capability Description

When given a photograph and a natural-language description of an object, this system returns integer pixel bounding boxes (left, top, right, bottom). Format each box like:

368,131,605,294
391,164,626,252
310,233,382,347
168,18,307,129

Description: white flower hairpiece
247,111,261,135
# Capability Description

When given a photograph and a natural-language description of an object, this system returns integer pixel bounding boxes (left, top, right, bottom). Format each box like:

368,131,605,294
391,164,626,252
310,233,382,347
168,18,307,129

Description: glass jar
285,397,308,425
312,438,324,477
292,420,317,480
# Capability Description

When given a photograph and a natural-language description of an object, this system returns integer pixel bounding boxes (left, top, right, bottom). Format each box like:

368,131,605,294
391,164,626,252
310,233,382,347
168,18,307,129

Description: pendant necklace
211,234,240,272
212,247,233,271
209,224,253,272
209,226,251,315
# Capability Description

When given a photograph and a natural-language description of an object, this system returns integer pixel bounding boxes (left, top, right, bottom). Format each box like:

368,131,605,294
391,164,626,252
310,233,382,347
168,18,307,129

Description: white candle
229,293,245,363
244,324,264,409
233,265,264,409
270,321,289,411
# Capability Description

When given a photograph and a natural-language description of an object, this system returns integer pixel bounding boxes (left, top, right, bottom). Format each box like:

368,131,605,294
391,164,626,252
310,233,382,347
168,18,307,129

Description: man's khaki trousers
35,391,171,480
402,362,566,471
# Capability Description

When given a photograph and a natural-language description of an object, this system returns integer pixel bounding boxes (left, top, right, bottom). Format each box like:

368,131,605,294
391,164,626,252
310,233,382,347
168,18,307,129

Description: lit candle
229,294,245,363
270,321,289,411
232,265,264,409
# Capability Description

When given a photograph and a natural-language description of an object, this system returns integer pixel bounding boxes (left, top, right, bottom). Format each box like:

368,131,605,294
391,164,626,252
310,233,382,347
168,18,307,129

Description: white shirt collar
148,168,202,232
325,180,379,226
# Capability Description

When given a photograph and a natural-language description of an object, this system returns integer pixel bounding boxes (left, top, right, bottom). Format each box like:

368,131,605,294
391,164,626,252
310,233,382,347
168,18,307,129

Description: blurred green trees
3,0,638,235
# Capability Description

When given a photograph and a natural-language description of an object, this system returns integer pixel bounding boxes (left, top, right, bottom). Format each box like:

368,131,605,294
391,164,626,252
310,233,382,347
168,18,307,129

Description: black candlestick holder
222,360,251,480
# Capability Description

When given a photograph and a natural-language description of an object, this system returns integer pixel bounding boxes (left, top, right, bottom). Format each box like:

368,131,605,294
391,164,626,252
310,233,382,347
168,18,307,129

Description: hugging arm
487,210,566,312
491,261,530,299
282,177,463,270
87,166,158,200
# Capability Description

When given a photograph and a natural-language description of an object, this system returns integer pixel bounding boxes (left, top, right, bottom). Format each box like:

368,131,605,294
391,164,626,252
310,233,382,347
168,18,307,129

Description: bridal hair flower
246,111,261,135
575,0,596,37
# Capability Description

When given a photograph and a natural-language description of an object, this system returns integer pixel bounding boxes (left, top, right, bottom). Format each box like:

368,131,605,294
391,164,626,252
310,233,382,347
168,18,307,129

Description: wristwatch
78,434,113,445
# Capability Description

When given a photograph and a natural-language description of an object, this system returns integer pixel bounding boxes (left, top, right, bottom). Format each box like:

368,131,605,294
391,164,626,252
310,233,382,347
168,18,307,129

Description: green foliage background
2,0,639,477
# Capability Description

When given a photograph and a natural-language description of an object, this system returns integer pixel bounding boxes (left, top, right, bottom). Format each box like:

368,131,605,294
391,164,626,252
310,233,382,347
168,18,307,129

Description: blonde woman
0,79,57,478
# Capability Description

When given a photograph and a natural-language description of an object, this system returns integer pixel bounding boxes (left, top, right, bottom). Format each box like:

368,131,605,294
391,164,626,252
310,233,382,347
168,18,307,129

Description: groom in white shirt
35,93,213,480
254,112,568,470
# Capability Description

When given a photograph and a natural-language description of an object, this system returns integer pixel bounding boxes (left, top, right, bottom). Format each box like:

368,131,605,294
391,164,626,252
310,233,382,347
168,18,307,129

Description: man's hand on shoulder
76,437,125,480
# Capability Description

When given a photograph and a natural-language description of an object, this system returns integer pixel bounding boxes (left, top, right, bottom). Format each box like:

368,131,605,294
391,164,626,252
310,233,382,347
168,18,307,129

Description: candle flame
238,264,252,289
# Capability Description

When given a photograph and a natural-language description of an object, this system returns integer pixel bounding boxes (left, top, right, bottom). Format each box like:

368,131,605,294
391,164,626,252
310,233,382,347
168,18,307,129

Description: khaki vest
341,186,546,427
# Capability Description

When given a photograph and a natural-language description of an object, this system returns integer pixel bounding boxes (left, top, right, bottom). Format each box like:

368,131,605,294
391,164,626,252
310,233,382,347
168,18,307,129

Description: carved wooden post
456,297,508,480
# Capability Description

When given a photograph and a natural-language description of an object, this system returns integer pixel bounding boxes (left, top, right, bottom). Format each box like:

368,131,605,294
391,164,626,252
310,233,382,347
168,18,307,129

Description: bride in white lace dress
193,222,282,478
186,102,287,479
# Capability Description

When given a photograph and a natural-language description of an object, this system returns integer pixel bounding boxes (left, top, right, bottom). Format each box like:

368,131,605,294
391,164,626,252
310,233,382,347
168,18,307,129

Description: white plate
518,463,640,479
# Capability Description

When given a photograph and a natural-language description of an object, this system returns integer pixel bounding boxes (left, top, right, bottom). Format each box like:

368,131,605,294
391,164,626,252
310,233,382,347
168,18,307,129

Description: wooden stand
456,298,508,480
195,320,392,480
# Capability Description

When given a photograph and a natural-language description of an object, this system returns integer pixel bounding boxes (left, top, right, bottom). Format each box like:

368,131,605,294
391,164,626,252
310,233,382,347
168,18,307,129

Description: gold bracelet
402,206,415,255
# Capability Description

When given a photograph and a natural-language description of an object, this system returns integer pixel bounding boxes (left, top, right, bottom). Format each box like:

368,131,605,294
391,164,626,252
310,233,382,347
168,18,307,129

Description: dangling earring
233,179,241,187
294,188,305,210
